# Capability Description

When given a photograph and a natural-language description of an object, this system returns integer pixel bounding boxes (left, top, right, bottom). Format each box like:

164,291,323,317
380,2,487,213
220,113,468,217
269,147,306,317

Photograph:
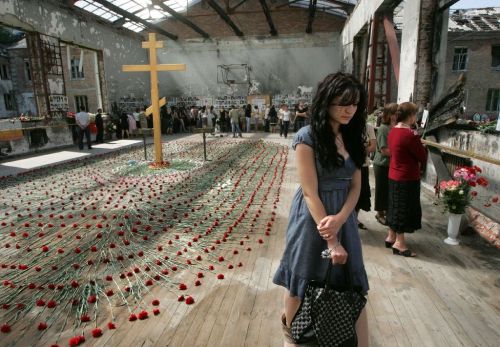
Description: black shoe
385,240,395,248
392,247,416,257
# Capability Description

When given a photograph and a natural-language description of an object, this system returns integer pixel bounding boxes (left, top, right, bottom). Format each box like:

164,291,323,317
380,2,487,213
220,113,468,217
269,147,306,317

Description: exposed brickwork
444,32,500,119
160,0,345,40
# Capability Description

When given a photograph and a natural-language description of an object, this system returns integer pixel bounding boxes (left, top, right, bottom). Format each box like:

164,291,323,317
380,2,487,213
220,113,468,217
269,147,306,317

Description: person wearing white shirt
75,106,92,150
281,104,291,138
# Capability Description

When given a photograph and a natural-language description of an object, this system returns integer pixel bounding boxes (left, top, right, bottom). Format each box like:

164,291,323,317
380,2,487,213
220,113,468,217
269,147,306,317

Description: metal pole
203,131,207,161
143,130,147,160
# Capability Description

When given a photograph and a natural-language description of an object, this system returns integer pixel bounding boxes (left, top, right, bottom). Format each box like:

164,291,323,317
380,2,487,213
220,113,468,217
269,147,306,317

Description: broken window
3,93,14,110
0,65,9,80
24,60,32,81
485,89,499,112
452,47,468,71
71,58,85,79
75,95,88,112
492,45,500,69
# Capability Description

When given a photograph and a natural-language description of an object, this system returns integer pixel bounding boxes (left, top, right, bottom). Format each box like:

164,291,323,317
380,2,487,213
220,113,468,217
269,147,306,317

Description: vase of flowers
439,165,489,245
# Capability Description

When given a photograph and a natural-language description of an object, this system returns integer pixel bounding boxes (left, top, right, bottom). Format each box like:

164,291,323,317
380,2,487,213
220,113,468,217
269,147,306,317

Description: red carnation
36,299,45,307
68,335,85,346
91,328,102,338
87,295,97,304
179,283,187,290
1,323,11,333
185,296,195,305
128,313,137,321
152,299,160,306
178,295,185,302
41,245,49,252
138,310,148,320
80,314,90,322
208,265,215,271
37,322,47,330
106,290,114,297
107,322,116,330
197,272,204,278
47,300,57,308
228,264,234,269
195,280,201,286
217,274,224,280
153,308,160,316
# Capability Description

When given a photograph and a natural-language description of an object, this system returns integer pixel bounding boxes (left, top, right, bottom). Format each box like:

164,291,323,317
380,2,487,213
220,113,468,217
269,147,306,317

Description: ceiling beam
438,0,460,11
152,0,210,39
306,0,317,34
92,0,178,40
205,0,244,37
258,0,278,36
322,0,355,14
229,0,248,13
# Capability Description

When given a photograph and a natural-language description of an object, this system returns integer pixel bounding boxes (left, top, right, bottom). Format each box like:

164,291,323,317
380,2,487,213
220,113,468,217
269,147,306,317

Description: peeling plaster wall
155,33,342,97
0,0,147,108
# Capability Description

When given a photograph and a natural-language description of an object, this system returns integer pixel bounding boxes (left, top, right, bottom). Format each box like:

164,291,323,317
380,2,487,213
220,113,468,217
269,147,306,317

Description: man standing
75,106,92,150
295,101,309,130
229,105,242,138
95,108,104,144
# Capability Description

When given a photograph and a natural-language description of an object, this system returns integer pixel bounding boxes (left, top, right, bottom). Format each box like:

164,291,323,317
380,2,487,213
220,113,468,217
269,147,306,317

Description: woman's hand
317,214,345,240
331,244,348,265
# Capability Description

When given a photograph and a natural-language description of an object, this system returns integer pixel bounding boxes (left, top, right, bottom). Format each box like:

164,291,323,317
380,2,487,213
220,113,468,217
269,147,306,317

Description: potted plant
439,166,489,245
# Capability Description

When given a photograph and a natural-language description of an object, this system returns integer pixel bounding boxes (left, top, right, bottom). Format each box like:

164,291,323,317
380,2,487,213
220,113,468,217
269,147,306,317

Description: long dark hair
310,72,366,169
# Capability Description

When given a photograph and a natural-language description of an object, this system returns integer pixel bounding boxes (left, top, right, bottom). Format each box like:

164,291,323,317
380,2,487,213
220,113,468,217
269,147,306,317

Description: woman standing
372,103,398,226
273,72,369,346
386,102,427,257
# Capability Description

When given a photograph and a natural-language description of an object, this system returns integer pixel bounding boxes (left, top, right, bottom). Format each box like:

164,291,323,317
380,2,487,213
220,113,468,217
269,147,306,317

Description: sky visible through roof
451,0,500,9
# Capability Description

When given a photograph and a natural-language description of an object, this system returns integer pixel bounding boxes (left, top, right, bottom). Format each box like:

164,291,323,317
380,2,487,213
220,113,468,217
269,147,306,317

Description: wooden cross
123,33,186,166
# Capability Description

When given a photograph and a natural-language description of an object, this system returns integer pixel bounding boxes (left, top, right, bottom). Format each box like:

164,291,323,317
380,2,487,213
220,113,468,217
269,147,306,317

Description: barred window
75,95,88,112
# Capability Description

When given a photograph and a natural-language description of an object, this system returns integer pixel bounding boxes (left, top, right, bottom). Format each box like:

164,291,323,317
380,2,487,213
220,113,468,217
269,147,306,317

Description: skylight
74,0,200,33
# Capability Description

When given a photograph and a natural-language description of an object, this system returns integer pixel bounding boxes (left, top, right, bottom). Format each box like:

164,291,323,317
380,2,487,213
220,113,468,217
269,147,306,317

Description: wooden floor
1,132,499,347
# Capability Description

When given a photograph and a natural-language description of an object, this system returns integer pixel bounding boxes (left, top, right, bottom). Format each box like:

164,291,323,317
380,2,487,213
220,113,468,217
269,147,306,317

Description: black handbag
291,260,367,347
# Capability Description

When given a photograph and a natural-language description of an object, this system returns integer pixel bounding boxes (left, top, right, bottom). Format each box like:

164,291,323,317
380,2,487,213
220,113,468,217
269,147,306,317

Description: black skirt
387,179,422,233
373,165,389,212
356,166,371,212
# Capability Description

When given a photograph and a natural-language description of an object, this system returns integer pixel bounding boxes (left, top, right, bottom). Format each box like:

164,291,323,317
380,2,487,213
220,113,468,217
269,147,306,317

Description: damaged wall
155,32,342,97
0,0,147,110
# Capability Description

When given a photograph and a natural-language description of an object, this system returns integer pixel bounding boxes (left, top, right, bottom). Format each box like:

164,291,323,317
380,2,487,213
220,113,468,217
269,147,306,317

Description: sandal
392,247,416,257
375,215,387,226
281,314,297,344
385,240,395,248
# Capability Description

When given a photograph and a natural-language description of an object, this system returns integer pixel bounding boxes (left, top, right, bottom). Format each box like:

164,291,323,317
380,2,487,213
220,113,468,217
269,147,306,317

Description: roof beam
152,0,210,39
92,0,178,40
438,0,460,11
229,0,248,13
258,0,278,36
306,0,317,34
322,0,355,14
205,0,244,37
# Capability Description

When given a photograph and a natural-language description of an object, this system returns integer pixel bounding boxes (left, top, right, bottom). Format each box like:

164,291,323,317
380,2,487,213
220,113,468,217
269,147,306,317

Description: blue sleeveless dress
273,126,369,299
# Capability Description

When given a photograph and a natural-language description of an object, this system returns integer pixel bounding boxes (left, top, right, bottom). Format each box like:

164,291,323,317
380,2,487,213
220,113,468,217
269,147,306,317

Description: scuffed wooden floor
2,132,499,347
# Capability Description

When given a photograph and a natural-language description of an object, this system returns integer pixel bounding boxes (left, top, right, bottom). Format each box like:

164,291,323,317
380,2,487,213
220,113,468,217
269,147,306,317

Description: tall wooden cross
123,33,186,166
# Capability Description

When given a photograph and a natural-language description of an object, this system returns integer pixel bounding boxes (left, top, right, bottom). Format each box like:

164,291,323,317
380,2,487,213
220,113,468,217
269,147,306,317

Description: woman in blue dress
273,72,369,346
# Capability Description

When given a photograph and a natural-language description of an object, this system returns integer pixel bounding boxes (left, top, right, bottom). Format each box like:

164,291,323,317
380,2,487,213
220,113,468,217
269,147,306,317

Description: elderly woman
386,102,427,257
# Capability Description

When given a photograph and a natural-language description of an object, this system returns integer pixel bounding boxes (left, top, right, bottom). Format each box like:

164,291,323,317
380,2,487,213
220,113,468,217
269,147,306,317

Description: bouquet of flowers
439,166,489,214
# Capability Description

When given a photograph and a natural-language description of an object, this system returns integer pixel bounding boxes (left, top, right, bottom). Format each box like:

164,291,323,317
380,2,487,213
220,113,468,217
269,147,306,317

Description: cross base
148,161,171,169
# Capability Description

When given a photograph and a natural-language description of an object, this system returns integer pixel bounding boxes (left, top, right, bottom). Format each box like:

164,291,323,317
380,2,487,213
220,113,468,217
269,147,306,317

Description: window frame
4,93,14,110
24,60,32,81
0,64,10,80
485,89,500,112
74,95,89,112
70,58,85,80
452,46,468,72
491,45,500,70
